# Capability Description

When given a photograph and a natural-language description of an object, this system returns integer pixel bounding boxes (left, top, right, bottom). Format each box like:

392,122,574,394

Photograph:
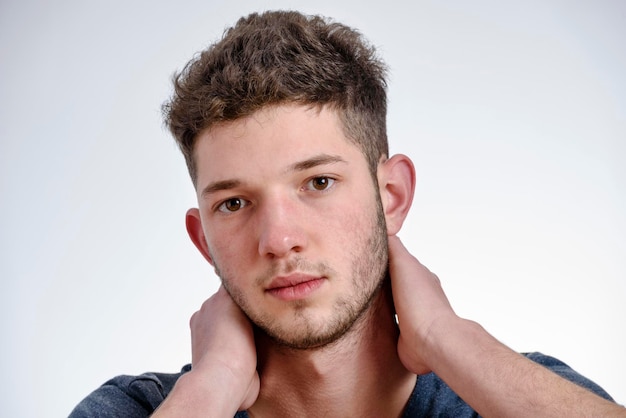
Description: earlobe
186,208,214,265
378,154,416,235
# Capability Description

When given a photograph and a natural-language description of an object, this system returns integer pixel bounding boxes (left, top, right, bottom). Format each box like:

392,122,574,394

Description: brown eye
218,197,247,213
308,176,334,191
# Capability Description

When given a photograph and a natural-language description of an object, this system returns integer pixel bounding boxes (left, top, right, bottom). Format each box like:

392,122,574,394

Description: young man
71,11,623,417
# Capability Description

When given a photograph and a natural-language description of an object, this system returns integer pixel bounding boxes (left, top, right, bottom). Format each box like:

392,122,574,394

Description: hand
189,286,260,410
388,236,626,417
153,286,259,417
388,235,457,375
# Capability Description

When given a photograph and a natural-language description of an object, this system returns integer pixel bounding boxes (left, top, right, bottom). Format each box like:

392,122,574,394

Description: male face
191,104,389,349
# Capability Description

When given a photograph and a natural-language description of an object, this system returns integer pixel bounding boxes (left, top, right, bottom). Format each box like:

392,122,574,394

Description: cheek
205,231,252,279
317,201,376,249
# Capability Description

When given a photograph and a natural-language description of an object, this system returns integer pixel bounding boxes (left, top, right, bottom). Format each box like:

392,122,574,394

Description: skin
153,104,625,418
189,104,390,351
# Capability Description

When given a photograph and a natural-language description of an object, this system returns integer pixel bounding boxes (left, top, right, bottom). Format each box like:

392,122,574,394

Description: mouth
266,274,326,301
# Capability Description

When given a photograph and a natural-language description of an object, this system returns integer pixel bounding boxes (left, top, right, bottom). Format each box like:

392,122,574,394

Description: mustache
255,256,336,286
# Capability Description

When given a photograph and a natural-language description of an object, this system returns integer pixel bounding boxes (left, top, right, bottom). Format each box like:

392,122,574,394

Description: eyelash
214,176,338,214
216,197,249,213
304,176,336,192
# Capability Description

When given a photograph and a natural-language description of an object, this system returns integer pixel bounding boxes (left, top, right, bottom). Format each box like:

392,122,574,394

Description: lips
267,273,321,289
266,273,325,301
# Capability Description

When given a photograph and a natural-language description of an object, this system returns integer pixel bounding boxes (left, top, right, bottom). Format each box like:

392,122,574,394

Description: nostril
258,228,306,258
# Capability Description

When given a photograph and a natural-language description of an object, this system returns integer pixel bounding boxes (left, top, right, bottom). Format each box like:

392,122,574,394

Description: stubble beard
216,196,389,351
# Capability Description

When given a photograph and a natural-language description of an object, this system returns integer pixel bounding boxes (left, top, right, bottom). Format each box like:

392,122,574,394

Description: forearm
151,365,242,418
424,317,624,417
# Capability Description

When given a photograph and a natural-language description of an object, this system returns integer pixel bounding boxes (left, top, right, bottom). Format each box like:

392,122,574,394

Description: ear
377,154,416,235
186,208,214,265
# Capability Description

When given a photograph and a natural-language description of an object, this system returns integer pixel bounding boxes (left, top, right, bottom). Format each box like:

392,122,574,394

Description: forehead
193,105,366,186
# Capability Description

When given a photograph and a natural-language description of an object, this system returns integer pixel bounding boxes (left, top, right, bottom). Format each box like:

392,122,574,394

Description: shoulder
523,352,614,401
403,372,478,417
69,365,191,418
401,352,614,417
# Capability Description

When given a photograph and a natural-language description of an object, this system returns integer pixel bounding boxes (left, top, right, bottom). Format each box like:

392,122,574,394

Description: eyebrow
289,154,347,172
201,179,242,199
200,153,347,199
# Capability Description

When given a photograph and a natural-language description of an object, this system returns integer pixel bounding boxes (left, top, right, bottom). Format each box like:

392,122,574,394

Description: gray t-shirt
69,352,614,417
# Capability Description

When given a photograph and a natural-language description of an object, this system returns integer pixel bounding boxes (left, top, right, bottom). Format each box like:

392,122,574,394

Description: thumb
239,371,260,411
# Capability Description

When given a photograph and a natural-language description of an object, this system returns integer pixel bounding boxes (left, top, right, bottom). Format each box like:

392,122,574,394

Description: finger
388,235,428,271
387,234,408,265
388,235,432,288
388,235,452,319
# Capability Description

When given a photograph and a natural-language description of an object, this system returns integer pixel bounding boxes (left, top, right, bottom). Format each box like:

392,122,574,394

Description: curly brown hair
163,10,389,186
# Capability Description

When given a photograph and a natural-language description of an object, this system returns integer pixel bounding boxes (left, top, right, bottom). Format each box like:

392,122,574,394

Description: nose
257,194,307,259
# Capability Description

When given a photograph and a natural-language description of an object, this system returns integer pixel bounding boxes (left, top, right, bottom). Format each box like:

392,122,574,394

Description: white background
1,0,624,416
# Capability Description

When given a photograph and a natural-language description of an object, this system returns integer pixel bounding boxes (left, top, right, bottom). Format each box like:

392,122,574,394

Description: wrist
420,315,485,367
153,364,245,417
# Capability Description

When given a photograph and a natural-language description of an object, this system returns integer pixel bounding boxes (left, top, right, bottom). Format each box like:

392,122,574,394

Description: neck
248,280,416,418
